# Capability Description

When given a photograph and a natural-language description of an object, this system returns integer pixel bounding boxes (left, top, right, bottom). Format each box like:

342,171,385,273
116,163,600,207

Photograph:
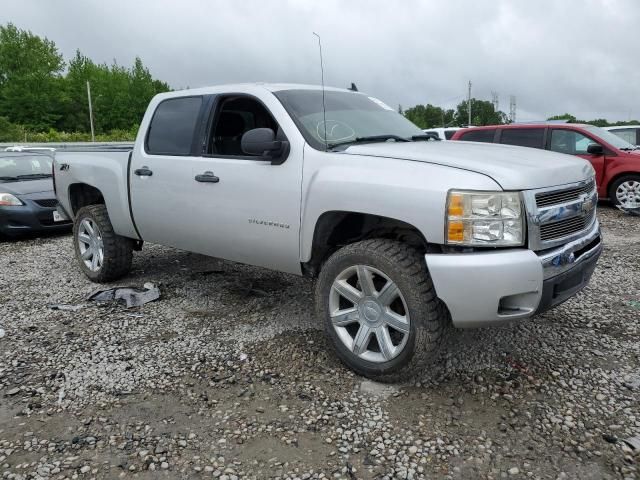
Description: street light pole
86,81,95,142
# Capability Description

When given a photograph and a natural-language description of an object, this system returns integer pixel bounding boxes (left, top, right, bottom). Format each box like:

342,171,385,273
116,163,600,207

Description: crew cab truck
53,84,602,381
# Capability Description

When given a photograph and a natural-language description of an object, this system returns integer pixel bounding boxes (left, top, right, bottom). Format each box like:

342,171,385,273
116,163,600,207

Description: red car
451,124,640,205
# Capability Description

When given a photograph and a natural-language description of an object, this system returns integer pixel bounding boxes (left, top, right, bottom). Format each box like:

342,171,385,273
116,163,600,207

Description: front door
548,128,605,185
131,92,304,274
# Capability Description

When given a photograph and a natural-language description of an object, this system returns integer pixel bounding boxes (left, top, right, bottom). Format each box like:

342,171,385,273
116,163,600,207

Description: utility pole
509,95,517,123
86,81,95,142
467,81,472,126
491,91,499,112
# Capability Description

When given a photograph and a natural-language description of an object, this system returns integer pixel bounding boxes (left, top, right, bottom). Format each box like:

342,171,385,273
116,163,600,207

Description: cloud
3,0,640,121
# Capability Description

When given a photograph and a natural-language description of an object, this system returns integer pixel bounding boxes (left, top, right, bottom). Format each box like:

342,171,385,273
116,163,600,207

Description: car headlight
0,193,24,206
445,190,524,246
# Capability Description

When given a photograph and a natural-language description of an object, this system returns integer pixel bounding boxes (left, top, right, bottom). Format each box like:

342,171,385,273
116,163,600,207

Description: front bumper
0,199,72,237
425,221,602,328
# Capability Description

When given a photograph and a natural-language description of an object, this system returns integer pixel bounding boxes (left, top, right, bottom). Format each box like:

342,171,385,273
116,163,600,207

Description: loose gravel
0,206,638,479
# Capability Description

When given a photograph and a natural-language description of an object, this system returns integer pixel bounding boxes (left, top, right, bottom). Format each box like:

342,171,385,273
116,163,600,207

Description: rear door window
146,96,203,155
499,128,545,149
459,129,496,142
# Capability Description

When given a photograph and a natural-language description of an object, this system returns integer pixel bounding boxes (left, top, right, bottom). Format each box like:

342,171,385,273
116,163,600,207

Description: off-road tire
315,239,449,382
73,205,133,282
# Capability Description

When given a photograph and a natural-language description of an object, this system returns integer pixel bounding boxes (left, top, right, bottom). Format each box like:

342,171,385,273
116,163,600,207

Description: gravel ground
0,205,639,480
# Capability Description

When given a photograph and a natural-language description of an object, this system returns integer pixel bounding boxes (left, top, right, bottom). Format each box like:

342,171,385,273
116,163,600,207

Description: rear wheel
609,175,640,207
73,205,133,282
315,239,449,382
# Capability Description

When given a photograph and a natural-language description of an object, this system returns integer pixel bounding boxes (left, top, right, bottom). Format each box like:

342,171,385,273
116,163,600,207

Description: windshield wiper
411,134,441,141
328,134,411,150
16,173,52,179
0,176,18,182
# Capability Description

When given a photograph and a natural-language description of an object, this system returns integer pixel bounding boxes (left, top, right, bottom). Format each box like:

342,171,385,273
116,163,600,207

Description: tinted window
444,130,457,140
500,128,545,149
550,129,600,155
147,97,203,155
459,129,496,142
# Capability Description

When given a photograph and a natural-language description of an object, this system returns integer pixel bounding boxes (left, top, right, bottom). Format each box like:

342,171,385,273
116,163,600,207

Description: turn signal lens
447,221,464,242
448,193,464,217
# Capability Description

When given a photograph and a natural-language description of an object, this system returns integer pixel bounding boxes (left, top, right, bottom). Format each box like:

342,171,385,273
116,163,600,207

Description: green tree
0,23,66,131
455,99,507,126
404,104,455,129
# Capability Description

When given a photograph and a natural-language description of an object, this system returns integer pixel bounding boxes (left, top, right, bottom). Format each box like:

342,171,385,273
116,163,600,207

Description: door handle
134,166,153,177
195,171,220,183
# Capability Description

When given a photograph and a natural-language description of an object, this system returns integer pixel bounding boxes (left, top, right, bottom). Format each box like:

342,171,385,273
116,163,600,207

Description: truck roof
167,82,354,96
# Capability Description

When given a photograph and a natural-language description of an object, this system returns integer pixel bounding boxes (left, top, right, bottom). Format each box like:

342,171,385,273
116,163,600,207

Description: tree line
0,23,169,142
402,101,639,130
0,22,637,142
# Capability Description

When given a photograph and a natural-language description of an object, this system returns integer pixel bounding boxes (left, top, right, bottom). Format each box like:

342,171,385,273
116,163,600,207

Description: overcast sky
3,0,639,121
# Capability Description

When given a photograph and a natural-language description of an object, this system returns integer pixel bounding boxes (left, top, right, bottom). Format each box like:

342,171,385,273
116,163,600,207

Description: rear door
129,95,210,251
499,128,546,149
548,128,606,185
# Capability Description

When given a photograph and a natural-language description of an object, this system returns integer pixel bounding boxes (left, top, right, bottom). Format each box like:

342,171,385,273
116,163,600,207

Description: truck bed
54,147,139,239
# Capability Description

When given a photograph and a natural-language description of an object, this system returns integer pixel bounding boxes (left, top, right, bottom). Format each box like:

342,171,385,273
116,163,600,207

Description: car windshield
0,154,53,181
274,89,424,150
583,125,636,150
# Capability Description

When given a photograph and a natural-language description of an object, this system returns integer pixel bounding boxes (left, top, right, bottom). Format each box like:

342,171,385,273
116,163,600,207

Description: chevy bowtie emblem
580,194,594,214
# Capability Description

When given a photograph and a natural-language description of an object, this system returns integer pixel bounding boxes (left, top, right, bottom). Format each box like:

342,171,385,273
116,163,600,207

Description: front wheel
609,175,640,207
315,239,449,382
73,205,133,282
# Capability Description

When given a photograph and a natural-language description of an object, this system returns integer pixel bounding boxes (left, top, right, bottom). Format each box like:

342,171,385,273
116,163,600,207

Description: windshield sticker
368,96,394,111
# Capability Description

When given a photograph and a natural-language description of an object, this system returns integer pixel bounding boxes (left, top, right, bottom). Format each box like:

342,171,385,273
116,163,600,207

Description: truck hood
0,178,53,196
343,141,594,190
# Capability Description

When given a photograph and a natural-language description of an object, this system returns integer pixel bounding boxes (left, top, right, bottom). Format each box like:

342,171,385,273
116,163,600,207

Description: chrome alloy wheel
616,180,640,206
329,265,410,363
77,218,104,272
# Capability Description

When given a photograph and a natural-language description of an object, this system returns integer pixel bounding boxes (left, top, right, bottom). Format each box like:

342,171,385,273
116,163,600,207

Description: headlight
445,190,524,246
0,193,24,206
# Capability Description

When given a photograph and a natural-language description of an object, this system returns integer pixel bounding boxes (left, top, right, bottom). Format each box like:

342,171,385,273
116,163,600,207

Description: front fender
299,147,502,262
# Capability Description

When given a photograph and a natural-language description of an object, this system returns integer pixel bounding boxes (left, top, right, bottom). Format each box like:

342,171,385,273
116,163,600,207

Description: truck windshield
275,89,424,150
584,125,637,150
0,154,53,181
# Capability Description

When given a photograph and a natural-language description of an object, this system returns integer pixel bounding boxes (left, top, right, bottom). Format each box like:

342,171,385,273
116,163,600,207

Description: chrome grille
524,179,598,251
535,180,595,208
540,208,596,241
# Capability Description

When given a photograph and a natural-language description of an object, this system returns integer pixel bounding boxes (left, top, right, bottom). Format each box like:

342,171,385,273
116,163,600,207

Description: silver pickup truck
53,83,602,381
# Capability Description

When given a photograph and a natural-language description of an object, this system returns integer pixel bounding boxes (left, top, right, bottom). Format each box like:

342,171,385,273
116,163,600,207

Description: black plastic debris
49,304,84,312
88,282,160,308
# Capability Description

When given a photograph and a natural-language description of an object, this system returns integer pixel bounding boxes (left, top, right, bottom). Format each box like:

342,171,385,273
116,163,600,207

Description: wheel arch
606,171,640,199
302,210,437,277
68,183,105,215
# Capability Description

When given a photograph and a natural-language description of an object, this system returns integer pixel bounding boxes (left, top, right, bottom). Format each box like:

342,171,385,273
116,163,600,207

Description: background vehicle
53,84,601,381
605,125,640,147
0,151,71,237
451,123,640,206
422,127,466,140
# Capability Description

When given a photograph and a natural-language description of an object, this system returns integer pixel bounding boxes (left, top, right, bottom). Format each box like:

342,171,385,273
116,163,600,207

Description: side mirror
587,144,603,155
241,128,282,157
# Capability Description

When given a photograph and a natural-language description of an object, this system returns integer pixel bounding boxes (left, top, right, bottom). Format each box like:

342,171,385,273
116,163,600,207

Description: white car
605,125,640,147
422,127,467,141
